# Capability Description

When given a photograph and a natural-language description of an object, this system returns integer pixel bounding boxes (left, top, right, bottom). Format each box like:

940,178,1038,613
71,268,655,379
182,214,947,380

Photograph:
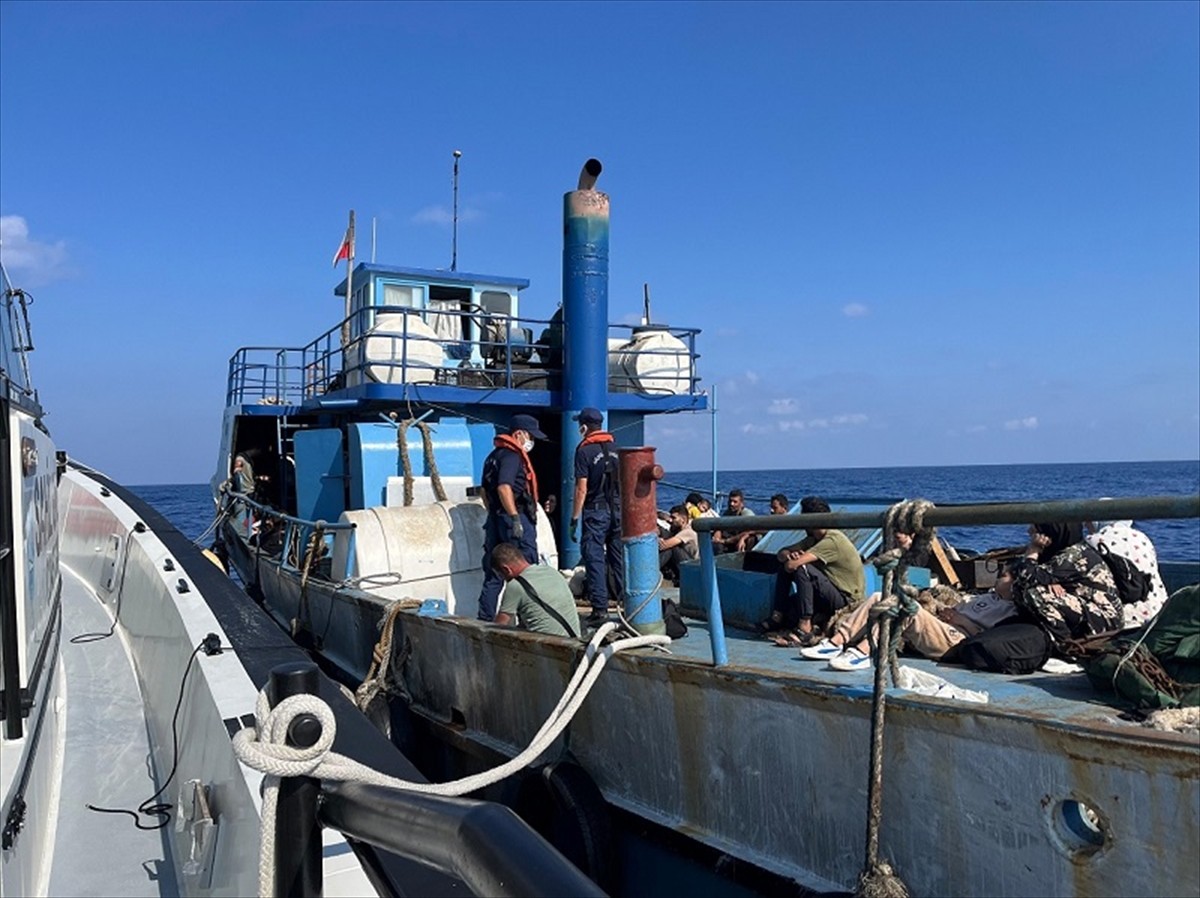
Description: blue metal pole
624,533,665,635
698,531,729,666
560,159,608,569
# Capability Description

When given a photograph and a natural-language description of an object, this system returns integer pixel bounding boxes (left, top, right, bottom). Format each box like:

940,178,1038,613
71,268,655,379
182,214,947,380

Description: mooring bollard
268,661,324,898
619,447,666,635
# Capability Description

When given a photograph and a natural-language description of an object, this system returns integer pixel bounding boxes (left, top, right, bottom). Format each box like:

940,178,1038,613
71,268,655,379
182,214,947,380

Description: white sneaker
799,638,842,661
827,647,872,672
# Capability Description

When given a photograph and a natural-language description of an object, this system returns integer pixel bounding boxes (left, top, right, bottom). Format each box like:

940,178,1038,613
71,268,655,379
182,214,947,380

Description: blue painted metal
346,420,475,511
347,423,401,510
293,429,347,523
624,532,665,634
559,161,610,567
698,531,729,666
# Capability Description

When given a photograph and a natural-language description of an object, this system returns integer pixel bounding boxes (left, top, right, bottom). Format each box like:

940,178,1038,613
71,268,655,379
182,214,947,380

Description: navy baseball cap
509,414,547,440
573,407,603,425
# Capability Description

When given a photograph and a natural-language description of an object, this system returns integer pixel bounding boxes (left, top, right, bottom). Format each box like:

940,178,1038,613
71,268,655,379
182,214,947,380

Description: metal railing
223,491,356,577
689,494,1200,667
225,304,703,404
265,662,606,898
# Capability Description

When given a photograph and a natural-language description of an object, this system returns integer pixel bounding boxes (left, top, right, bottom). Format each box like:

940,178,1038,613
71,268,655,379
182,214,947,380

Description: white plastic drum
614,328,692,395
330,500,560,618
360,312,444,385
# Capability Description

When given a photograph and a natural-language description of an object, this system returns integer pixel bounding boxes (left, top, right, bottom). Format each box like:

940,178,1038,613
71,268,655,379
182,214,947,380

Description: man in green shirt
491,542,581,638
761,496,865,646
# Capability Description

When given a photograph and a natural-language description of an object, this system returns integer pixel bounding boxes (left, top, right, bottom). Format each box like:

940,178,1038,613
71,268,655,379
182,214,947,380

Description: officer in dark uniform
478,413,546,621
569,407,623,626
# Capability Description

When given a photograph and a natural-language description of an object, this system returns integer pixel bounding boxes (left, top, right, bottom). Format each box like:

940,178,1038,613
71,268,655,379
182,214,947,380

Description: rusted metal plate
394,612,1200,898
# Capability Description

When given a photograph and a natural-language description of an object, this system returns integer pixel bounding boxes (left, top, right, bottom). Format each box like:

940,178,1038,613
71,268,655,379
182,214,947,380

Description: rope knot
232,693,337,779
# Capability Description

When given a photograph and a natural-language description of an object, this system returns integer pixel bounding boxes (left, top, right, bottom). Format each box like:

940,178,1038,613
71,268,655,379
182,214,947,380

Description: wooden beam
929,538,961,588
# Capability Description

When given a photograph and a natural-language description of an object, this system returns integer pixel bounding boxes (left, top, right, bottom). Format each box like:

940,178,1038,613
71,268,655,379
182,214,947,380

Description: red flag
332,228,353,267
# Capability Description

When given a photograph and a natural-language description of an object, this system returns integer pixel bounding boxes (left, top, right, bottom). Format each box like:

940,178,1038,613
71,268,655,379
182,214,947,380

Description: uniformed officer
477,413,546,621
569,407,623,626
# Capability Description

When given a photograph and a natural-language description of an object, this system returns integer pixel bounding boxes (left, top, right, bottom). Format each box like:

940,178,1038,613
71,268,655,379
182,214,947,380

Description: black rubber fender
511,760,614,891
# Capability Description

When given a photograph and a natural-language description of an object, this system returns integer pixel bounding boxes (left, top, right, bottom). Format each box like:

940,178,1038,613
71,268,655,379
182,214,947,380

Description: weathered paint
619,447,663,538
227,540,1200,898
390,610,1200,898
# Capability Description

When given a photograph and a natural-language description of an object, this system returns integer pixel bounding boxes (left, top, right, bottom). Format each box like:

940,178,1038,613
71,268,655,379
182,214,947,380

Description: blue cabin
215,160,707,565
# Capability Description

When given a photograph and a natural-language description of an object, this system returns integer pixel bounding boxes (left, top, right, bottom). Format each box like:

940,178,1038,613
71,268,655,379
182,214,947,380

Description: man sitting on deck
658,505,699,587
491,542,581,638
760,496,865,647
712,488,756,554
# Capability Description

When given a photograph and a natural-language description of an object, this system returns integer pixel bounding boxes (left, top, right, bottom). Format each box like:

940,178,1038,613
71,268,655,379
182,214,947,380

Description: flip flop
770,632,804,648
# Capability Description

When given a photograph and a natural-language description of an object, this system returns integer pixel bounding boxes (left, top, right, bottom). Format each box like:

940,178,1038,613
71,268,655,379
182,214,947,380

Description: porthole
1048,797,1108,858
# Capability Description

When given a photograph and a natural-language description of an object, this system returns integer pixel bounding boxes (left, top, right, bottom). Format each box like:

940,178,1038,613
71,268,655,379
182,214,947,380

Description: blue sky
2,1,1197,485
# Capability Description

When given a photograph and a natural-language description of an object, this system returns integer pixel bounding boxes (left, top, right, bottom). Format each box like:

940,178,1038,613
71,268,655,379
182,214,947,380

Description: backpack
1094,541,1151,605
662,599,688,639
1071,585,1200,710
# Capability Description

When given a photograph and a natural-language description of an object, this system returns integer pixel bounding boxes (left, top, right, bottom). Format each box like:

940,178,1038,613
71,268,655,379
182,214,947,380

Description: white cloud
1003,416,1038,431
411,205,483,227
744,369,759,384
778,419,806,432
831,413,868,426
766,398,799,416
842,303,869,318
807,417,830,429
0,216,68,283
740,423,772,435
966,424,988,434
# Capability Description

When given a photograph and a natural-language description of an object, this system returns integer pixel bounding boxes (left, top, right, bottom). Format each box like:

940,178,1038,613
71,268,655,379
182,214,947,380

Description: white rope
233,622,669,897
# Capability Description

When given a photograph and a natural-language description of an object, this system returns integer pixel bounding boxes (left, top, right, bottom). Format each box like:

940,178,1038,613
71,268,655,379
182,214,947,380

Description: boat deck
658,591,1187,736
50,567,179,897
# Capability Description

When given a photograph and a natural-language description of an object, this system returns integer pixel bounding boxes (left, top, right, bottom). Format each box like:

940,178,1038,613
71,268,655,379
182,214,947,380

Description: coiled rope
233,621,669,898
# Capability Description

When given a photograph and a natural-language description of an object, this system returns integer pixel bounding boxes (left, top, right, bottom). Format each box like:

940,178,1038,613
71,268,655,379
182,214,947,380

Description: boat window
479,290,514,317
383,283,420,309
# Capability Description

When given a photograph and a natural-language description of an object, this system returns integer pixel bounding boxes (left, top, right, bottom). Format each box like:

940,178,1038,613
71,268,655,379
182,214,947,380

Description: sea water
132,459,1200,559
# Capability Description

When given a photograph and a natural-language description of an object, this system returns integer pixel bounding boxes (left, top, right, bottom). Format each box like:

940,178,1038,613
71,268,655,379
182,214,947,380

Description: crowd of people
256,407,1171,669
770,513,1170,676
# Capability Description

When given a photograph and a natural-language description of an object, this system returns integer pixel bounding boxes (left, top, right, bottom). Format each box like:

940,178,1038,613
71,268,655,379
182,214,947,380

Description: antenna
451,149,462,271
642,283,651,326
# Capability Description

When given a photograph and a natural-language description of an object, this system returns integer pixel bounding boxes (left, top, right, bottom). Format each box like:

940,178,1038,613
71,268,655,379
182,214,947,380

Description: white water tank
330,500,560,618
611,328,692,395
347,312,444,385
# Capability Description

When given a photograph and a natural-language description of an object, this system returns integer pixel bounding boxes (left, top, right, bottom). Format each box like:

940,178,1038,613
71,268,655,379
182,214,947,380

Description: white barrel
614,328,692,395
606,337,630,392
351,312,443,385
331,500,560,618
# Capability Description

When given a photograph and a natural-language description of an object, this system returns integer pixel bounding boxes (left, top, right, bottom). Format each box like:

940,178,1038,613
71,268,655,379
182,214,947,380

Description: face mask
522,439,534,453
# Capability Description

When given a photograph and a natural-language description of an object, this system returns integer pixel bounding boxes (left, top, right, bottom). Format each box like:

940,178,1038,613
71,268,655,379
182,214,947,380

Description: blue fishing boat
1,261,595,898
209,159,1200,897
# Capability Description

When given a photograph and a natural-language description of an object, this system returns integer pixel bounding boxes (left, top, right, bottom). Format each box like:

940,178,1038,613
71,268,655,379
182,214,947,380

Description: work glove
569,518,579,542
510,514,523,541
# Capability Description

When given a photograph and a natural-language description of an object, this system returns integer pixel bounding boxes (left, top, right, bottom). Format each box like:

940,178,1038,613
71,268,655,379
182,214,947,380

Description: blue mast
560,159,608,568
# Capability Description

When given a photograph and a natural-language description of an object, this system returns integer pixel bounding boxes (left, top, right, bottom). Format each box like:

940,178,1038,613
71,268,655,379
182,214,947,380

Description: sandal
771,629,820,648
757,612,783,634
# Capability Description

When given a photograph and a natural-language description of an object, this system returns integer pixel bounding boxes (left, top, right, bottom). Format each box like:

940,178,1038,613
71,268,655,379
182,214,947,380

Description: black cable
86,635,223,830
70,538,134,644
